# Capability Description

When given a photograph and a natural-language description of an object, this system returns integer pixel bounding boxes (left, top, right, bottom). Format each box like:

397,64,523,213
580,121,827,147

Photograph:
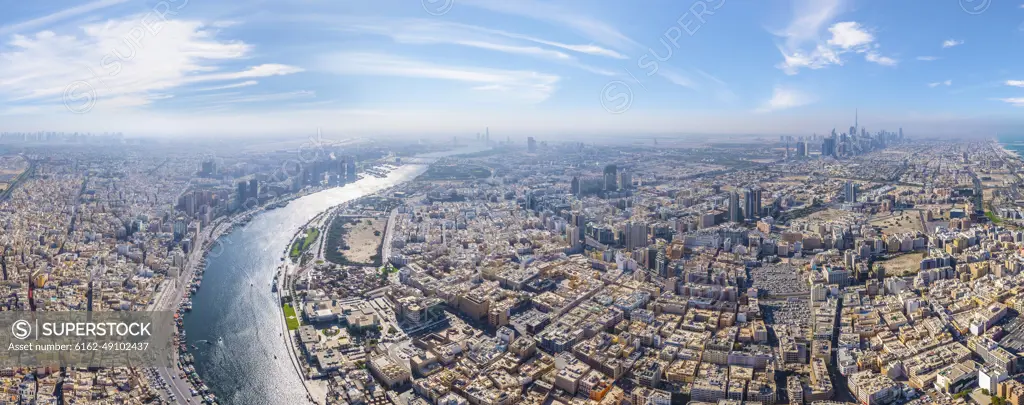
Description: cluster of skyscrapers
569,164,632,196
233,157,356,211
729,188,763,223
781,112,905,159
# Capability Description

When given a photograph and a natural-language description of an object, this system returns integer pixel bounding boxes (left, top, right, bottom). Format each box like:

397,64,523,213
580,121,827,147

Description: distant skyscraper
822,137,836,157
619,170,632,190
183,192,196,217
625,221,649,251
346,160,357,181
729,192,743,223
527,137,537,153
236,181,247,208
566,225,582,252
845,181,858,203
201,160,216,176
249,178,259,201
604,164,618,191
796,141,807,157
743,188,762,220
570,176,580,196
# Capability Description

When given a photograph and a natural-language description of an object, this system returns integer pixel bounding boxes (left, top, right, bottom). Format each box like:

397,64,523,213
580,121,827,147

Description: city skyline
0,0,1023,137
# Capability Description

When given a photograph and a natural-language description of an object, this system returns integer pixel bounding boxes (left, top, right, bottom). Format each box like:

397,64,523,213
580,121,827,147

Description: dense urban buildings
8,129,1024,405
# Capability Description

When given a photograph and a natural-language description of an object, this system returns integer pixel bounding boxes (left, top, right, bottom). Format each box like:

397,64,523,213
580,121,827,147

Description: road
381,209,401,285
145,214,244,404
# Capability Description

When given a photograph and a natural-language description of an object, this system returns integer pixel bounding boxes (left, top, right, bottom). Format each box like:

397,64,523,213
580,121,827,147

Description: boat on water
265,201,290,210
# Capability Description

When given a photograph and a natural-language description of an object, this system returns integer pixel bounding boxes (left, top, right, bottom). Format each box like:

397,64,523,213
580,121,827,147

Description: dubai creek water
182,146,484,404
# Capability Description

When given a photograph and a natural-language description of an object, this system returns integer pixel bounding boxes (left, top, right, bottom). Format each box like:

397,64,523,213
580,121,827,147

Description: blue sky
0,0,1023,138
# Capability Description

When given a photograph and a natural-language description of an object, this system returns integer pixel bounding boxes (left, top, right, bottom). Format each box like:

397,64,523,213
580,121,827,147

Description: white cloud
774,0,845,48
1006,80,1024,87
865,52,897,66
319,53,560,103
942,39,964,48
928,80,952,88
827,22,874,49
0,15,302,111
999,98,1024,107
776,44,841,74
755,86,815,112
916,56,939,61
772,4,896,75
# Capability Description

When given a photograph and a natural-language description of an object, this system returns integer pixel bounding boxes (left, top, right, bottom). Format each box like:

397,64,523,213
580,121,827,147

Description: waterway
998,134,1024,157
182,146,486,404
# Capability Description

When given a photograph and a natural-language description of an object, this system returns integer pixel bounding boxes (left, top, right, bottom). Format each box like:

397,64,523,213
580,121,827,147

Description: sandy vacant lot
870,210,925,234
877,253,922,276
336,218,386,264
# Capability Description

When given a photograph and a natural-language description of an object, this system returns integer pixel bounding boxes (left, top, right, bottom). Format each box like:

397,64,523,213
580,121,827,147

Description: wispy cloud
694,69,738,103
193,81,260,92
772,0,845,48
865,52,897,66
1006,80,1024,87
942,39,964,48
0,15,303,111
772,2,897,74
320,53,560,103
189,91,315,106
928,80,952,88
658,70,695,89
0,0,130,36
210,20,242,29
657,68,737,103
331,18,620,76
756,85,815,112
458,0,641,52
998,98,1024,107
916,56,939,61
